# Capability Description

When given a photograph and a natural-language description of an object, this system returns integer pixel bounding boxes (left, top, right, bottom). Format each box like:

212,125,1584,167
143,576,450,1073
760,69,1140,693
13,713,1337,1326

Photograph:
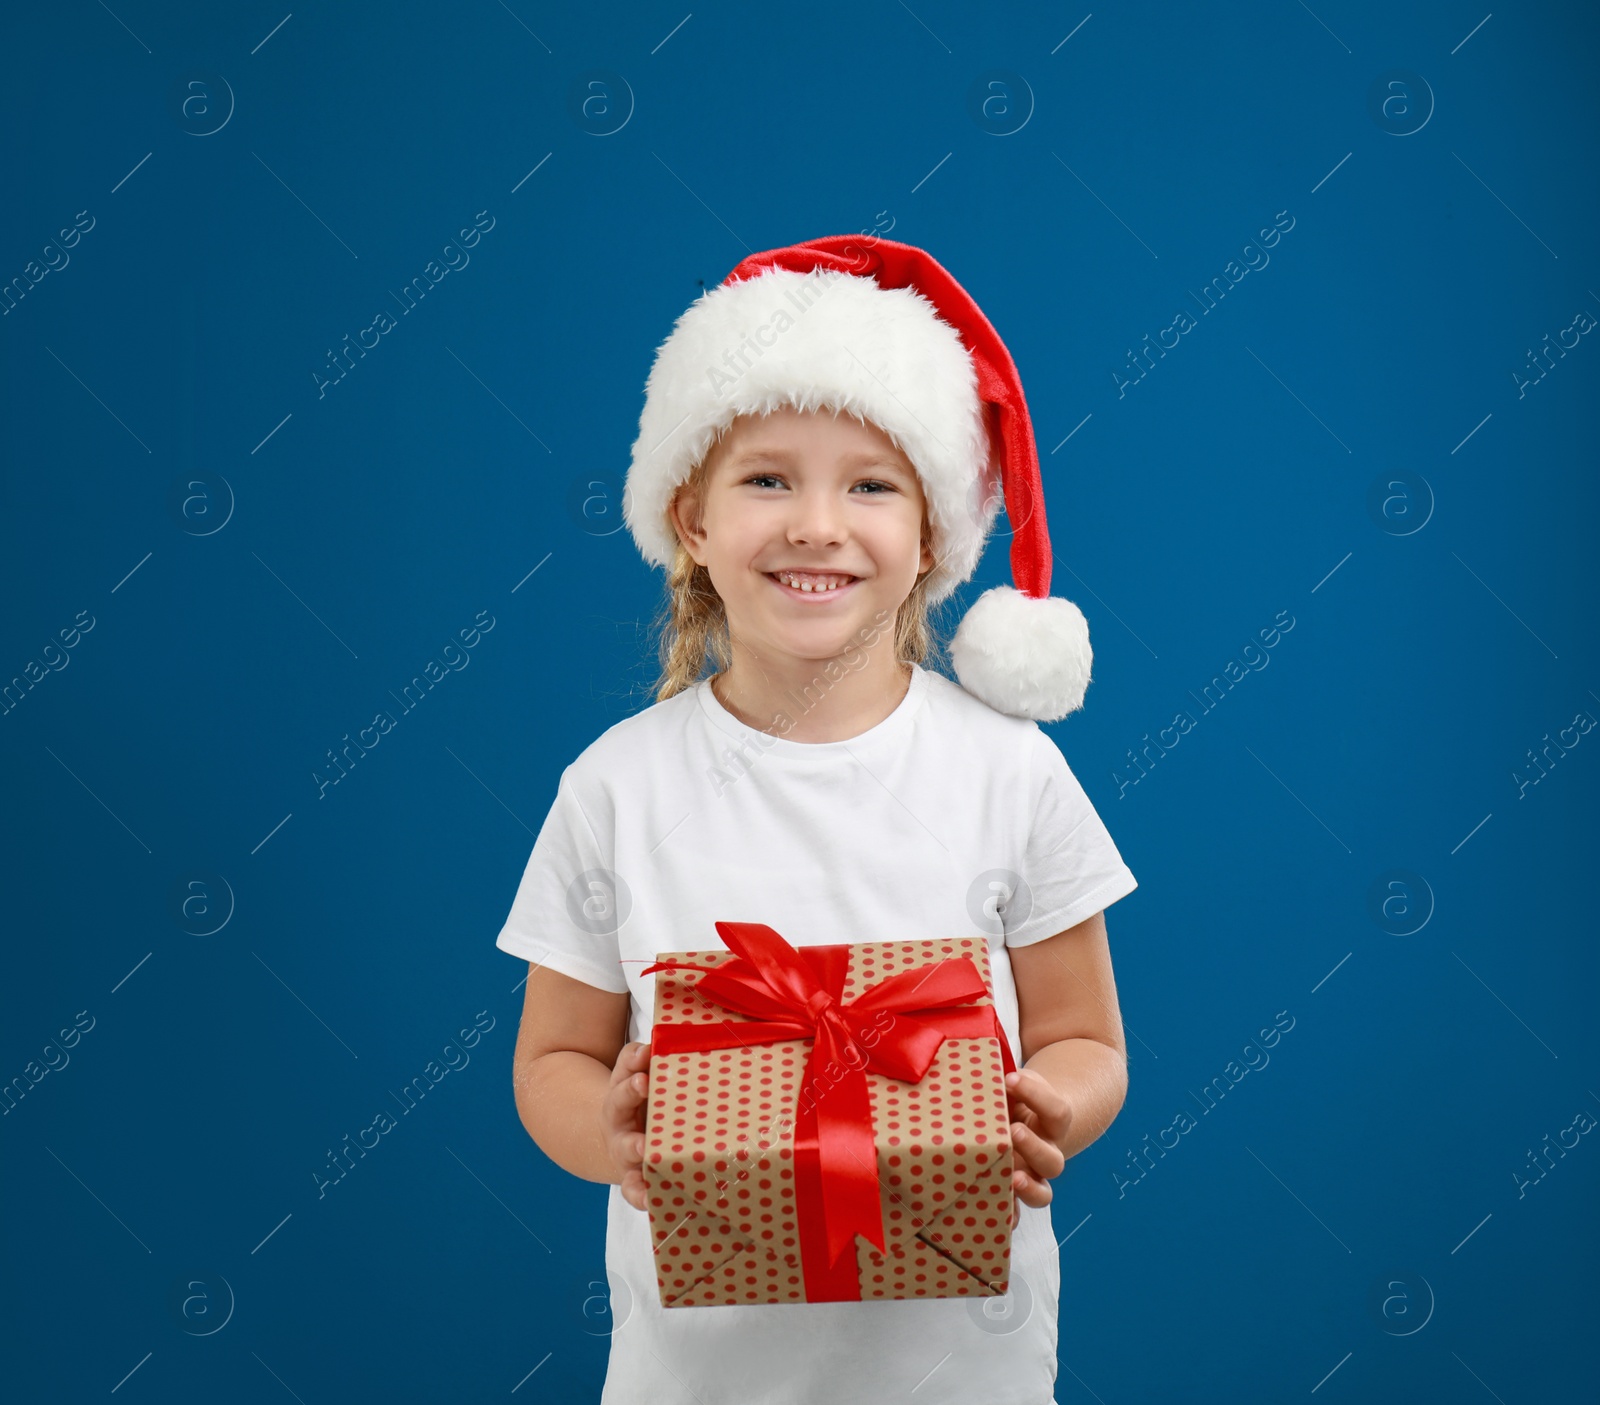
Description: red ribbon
642,922,1017,1302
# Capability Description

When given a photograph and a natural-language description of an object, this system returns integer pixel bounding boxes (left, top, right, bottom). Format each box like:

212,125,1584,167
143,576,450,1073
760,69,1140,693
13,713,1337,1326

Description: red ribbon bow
642,922,1016,1301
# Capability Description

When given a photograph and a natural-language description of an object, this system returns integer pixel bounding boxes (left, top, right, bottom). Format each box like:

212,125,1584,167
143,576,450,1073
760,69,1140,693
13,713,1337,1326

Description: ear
917,513,937,578
667,480,710,567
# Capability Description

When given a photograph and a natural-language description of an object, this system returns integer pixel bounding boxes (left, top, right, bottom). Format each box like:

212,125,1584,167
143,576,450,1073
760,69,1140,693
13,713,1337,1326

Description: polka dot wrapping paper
643,935,1015,1307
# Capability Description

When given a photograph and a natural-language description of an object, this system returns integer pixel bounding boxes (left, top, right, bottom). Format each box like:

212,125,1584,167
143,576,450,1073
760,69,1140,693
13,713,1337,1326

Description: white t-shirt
496,663,1137,1405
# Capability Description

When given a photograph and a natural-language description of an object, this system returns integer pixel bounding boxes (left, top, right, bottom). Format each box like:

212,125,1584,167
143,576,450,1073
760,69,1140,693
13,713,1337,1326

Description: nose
785,483,847,549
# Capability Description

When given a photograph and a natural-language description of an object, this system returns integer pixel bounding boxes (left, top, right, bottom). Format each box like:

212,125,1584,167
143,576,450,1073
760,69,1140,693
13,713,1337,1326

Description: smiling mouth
766,569,859,596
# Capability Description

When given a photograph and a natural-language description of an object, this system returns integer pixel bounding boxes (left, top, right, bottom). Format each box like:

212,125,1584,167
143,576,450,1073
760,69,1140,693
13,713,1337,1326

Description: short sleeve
495,768,630,994
1005,727,1138,947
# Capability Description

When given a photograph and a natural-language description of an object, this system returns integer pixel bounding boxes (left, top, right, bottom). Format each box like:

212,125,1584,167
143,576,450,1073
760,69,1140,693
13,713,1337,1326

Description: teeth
775,571,852,592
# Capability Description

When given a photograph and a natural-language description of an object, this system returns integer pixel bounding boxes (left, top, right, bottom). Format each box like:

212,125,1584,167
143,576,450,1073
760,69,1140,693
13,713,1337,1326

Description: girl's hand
1005,1068,1072,1224
602,1041,652,1210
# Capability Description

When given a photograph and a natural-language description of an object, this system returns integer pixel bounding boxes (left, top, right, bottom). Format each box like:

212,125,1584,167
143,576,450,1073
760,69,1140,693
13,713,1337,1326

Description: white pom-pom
950,586,1093,722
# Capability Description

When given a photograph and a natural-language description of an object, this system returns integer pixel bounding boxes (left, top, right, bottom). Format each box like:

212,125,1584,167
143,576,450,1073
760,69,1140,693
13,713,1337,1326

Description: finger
1004,1085,1038,1131
1012,1122,1065,1182
614,1130,645,1172
621,1167,648,1211
1005,1069,1069,1122
613,1042,651,1086
607,1067,648,1109
1004,1068,1051,1106
611,1042,650,1084
1012,1165,1053,1209
607,1130,646,1191
1005,1070,1073,1142
603,1071,650,1129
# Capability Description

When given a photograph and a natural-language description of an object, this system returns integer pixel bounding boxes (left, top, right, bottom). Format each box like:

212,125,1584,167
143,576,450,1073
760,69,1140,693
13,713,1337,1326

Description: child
497,236,1138,1405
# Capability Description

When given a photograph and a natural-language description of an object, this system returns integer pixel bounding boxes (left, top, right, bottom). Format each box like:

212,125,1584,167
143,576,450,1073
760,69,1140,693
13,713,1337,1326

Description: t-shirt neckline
696,664,930,757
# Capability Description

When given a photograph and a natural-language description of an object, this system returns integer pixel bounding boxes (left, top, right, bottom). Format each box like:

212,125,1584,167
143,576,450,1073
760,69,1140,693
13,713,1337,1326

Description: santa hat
622,234,1093,723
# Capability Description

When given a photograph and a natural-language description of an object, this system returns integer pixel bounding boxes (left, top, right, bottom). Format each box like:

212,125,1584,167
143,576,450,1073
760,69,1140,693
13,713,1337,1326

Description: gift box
641,922,1016,1307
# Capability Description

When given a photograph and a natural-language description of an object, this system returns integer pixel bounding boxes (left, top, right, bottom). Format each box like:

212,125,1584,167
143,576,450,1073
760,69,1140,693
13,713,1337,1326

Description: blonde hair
649,438,950,703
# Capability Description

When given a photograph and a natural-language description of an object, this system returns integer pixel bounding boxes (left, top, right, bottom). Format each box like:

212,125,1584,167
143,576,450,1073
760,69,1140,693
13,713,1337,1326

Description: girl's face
669,406,936,666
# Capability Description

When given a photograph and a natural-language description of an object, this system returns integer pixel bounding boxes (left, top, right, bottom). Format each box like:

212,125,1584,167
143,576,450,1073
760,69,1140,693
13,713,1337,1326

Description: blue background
2,2,1595,1400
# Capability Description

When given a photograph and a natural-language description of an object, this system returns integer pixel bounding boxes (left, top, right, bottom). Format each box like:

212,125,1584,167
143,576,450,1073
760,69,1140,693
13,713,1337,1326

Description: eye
738,473,897,493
